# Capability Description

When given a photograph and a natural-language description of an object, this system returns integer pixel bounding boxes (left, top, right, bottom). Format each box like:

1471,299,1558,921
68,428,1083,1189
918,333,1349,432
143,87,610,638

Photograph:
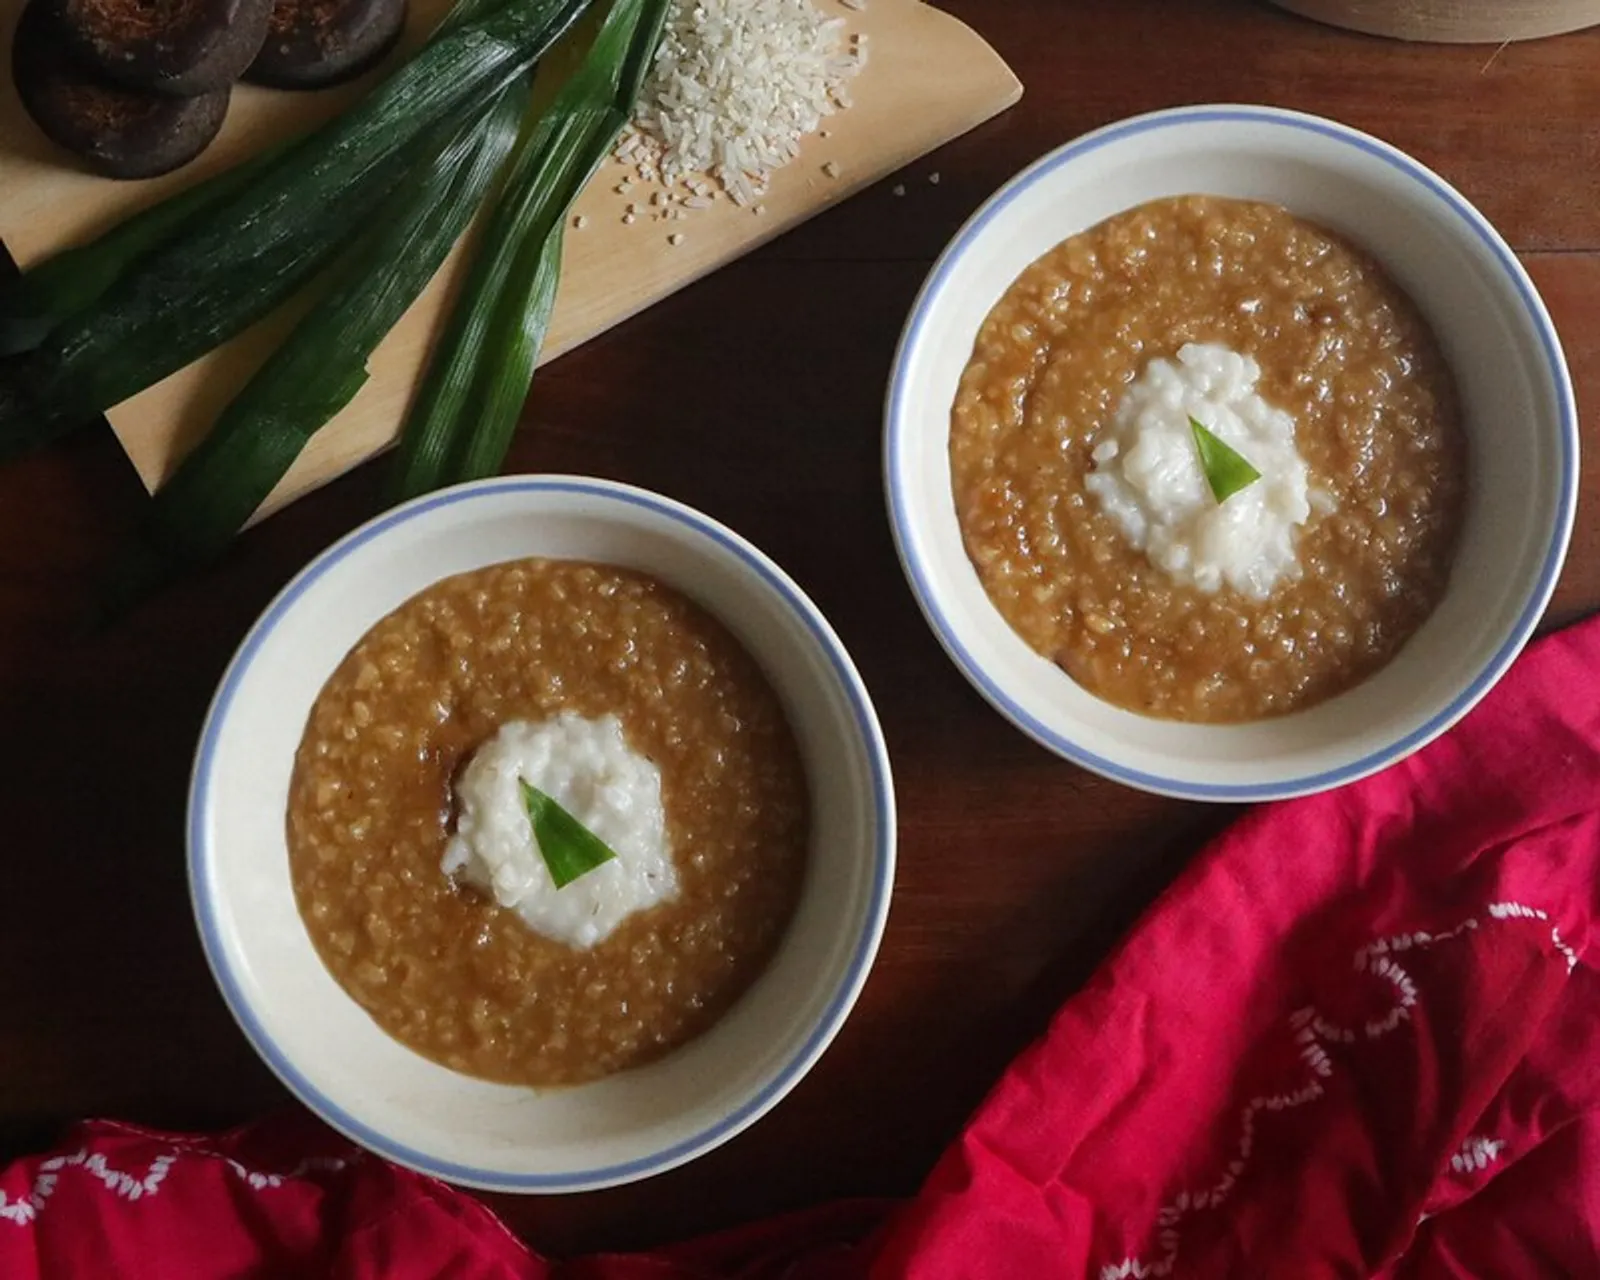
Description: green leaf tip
1189,414,1262,503
518,777,618,889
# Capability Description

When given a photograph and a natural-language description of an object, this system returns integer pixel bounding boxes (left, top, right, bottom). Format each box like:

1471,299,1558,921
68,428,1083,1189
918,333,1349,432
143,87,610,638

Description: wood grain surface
1,0,1597,1257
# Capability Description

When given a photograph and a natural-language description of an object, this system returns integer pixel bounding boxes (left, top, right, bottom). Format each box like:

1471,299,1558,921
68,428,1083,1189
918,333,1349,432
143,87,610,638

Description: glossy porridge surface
949,195,1467,721
287,558,809,1086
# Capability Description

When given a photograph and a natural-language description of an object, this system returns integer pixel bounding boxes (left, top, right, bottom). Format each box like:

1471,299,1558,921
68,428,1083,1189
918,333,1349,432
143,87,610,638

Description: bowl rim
883,102,1579,802
188,474,897,1192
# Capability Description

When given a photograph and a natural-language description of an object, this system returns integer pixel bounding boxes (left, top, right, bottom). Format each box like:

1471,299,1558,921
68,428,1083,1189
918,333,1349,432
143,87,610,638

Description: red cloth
4,617,1597,1279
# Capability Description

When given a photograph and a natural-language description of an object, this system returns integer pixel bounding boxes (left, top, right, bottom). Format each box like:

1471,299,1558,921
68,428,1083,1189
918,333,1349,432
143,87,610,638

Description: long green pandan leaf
0,148,280,358
0,0,595,462
388,0,669,499
123,84,529,596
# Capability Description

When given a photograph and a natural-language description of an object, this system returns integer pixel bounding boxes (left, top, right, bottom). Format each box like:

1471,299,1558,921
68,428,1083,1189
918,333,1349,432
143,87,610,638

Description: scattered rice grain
617,0,866,208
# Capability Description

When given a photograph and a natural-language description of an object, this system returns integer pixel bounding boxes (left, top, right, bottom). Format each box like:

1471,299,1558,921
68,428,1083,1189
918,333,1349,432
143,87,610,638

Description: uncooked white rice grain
619,0,865,206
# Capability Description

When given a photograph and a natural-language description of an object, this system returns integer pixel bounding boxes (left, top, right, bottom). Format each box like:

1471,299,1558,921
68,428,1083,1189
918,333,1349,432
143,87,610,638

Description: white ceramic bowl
886,104,1578,801
189,476,895,1192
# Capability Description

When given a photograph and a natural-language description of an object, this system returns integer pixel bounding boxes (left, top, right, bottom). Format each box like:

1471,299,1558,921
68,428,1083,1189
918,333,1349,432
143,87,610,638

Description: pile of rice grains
600,0,867,233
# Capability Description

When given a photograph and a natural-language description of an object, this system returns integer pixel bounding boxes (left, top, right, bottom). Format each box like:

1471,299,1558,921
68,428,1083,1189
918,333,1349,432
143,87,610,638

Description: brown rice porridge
949,195,1467,722
286,558,809,1087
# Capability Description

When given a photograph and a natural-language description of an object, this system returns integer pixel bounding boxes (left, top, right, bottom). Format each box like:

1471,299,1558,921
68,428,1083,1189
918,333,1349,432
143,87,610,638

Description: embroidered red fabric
4,617,1596,1279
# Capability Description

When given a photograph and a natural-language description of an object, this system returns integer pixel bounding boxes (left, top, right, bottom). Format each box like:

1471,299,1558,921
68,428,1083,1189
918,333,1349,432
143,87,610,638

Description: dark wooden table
2,0,1597,1256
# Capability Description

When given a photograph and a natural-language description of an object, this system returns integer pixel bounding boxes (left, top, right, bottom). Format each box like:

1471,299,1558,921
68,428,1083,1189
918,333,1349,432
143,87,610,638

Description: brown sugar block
46,0,273,96
245,0,406,89
13,0,231,179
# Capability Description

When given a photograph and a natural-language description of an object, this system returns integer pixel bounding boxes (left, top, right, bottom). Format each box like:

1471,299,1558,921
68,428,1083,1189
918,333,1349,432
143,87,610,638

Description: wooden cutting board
0,0,1020,517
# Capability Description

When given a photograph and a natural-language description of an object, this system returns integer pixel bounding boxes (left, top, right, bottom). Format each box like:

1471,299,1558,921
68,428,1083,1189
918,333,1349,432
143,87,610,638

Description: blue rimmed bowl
885,104,1577,801
189,476,895,1191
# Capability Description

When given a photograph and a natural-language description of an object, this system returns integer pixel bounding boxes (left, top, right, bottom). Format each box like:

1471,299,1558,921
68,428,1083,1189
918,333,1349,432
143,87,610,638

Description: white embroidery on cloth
1099,901,1582,1280
0,1149,173,1226
1488,902,1579,972
0,1140,358,1226
288,1155,354,1178
1450,1135,1506,1174
223,1158,282,1191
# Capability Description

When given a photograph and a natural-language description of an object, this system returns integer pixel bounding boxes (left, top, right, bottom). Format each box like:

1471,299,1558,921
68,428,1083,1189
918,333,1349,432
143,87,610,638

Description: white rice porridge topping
1084,342,1329,599
442,714,678,950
